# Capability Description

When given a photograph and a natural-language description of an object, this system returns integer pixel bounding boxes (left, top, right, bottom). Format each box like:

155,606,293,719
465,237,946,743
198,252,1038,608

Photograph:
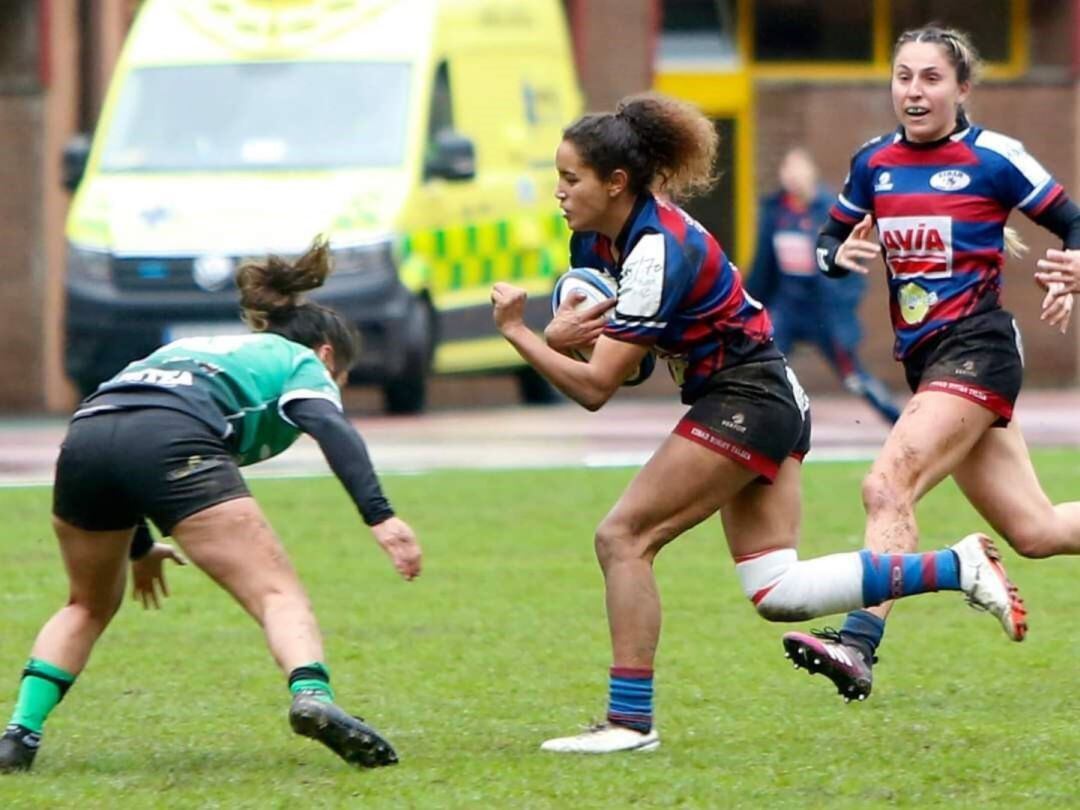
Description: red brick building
0,0,136,411
650,0,1080,393
1,0,1078,411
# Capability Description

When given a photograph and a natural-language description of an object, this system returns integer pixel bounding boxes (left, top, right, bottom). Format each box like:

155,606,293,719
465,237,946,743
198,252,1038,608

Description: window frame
742,0,1029,81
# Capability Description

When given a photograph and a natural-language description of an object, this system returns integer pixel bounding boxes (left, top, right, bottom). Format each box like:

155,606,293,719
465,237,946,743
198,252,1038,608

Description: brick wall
0,1,115,412
566,0,657,110
0,95,45,409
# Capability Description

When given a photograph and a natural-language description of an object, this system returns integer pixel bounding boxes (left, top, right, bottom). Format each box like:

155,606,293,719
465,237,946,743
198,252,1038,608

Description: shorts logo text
721,412,748,433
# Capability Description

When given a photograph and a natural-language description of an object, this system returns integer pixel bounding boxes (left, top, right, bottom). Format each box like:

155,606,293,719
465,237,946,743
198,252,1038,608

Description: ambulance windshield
99,61,411,172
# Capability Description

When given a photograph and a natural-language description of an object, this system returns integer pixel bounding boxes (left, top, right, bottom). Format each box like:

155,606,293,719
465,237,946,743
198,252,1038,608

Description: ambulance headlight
68,244,113,283
330,240,396,279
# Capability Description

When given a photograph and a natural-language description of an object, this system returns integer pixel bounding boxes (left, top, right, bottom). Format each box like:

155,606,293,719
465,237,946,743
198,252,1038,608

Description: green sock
10,658,76,734
288,662,334,703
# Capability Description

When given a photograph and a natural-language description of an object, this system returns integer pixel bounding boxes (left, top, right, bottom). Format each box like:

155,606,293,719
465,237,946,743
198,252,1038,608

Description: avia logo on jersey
877,216,953,278
874,171,894,192
929,170,971,191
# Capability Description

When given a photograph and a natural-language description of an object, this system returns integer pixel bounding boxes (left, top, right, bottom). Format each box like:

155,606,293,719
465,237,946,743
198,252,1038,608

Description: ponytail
236,236,360,371
1003,226,1028,259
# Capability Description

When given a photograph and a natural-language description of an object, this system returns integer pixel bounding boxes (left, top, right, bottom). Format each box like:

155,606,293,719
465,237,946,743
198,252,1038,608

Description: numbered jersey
830,123,1063,358
570,194,778,403
79,333,342,465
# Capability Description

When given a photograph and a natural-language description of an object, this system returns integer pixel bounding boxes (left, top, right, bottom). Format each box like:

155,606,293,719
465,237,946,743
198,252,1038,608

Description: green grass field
0,454,1077,808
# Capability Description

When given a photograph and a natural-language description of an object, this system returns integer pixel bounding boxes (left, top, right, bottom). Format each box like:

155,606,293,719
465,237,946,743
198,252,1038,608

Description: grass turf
0,453,1077,808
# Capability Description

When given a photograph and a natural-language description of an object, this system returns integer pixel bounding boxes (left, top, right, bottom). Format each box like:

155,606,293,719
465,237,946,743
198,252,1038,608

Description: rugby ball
551,267,656,386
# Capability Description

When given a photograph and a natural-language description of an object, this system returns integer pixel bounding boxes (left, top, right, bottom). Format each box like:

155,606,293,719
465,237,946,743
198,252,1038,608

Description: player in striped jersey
491,92,1023,754
782,25,1080,702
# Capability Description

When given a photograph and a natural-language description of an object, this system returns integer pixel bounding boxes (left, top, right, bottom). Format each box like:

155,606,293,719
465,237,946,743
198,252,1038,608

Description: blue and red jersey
830,123,1063,358
570,193,777,403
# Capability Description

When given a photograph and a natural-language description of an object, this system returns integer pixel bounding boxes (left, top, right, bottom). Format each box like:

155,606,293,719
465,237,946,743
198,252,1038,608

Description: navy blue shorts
675,359,811,482
53,407,249,535
903,309,1023,426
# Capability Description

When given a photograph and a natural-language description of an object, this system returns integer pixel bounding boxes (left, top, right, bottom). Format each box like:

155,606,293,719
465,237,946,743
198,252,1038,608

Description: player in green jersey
0,238,421,772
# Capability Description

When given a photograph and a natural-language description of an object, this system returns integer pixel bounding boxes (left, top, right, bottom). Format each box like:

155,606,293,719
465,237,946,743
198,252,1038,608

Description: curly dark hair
562,92,718,201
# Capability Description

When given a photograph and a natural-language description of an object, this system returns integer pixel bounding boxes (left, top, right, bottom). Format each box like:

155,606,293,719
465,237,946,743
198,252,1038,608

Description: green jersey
80,333,342,466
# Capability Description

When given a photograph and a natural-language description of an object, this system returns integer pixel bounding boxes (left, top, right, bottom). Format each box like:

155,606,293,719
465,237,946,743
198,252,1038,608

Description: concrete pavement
1,389,1077,486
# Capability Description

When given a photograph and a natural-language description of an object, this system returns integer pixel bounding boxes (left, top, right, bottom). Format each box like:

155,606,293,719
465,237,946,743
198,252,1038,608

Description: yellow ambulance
62,0,582,412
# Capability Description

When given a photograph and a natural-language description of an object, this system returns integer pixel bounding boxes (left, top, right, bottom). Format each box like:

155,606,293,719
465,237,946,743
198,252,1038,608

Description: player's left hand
131,543,186,609
371,516,422,581
1035,248,1080,294
491,283,528,334
1040,279,1074,333
545,292,615,354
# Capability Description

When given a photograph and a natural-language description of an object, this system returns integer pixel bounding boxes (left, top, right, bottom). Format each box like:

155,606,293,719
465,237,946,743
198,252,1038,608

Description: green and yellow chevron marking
402,214,568,297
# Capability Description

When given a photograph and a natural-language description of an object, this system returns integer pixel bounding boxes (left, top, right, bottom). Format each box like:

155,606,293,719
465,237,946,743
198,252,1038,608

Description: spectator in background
747,147,902,423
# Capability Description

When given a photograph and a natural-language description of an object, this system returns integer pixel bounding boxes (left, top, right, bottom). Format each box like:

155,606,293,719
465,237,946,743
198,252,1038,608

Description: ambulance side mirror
424,130,476,181
62,134,92,193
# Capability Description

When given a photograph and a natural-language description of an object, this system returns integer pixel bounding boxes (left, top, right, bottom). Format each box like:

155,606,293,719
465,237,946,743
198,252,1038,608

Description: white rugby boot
952,532,1027,641
540,724,660,754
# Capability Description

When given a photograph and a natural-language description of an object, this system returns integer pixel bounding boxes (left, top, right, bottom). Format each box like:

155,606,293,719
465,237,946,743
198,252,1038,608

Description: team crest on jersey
929,170,971,191
877,216,953,278
898,282,938,325
874,171,894,192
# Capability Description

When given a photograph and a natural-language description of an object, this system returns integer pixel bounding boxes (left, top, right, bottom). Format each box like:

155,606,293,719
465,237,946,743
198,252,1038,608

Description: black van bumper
64,266,417,395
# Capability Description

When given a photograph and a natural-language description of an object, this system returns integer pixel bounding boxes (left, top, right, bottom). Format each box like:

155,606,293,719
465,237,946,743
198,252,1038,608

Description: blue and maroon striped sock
607,667,653,733
858,548,960,606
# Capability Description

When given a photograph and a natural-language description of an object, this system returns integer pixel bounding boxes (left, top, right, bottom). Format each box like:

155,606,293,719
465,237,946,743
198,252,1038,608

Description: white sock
735,548,865,622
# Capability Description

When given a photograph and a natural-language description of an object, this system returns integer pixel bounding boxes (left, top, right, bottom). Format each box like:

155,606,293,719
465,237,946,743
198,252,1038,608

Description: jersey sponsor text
878,215,953,278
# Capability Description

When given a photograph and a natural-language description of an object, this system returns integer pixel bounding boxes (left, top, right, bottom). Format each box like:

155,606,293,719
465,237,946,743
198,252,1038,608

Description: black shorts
53,407,249,535
903,309,1023,426
675,359,812,482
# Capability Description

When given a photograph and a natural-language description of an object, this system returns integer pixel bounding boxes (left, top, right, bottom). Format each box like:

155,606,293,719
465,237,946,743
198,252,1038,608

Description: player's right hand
371,517,422,581
835,214,880,274
1040,279,1074,334
132,542,186,609
491,282,528,334
1035,247,1080,294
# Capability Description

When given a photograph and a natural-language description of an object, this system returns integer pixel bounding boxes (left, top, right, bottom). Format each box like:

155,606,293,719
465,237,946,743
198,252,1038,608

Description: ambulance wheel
383,298,433,415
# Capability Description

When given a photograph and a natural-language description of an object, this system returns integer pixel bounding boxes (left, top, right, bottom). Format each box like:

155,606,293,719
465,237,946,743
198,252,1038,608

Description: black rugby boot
289,692,398,768
0,724,40,773
782,628,875,702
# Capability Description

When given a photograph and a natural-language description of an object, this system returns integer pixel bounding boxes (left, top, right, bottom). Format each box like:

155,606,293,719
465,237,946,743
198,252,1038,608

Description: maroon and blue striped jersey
829,124,1063,358
570,194,778,403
